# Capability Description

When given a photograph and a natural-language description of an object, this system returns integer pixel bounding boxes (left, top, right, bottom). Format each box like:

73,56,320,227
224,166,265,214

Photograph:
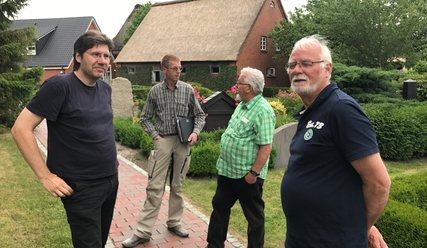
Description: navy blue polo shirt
281,83,379,248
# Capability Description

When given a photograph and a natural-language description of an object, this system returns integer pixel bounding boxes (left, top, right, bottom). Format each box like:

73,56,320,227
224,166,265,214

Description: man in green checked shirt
206,67,276,248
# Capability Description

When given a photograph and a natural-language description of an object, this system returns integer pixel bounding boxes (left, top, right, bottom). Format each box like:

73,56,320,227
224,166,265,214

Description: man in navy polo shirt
280,34,391,248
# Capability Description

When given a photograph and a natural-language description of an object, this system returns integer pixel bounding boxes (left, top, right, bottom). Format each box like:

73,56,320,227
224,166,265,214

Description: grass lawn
0,132,72,247
183,158,427,248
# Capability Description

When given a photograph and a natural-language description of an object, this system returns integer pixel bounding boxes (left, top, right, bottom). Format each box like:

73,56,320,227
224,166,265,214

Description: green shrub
363,104,427,160
0,124,8,134
376,199,427,248
276,89,303,115
331,63,402,97
263,87,291,97
139,131,154,157
132,86,151,102
113,118,132,141
119,123,144,149
414,60,427,74
268,145,278,169
188,141,220,177
388,171,427,211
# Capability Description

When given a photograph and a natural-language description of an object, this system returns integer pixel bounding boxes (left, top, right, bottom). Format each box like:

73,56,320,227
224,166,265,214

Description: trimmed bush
376,199,427,248
388,171,427,211
363,104,427,160
188,141,220,177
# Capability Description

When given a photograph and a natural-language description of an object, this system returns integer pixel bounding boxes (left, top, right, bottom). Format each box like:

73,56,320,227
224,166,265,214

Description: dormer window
27,43,36,55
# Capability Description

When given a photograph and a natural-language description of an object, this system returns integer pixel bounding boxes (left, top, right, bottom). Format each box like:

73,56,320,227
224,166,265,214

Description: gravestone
110,77,134,119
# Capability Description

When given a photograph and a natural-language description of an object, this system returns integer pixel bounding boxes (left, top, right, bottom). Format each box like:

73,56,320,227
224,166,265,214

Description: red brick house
115,0,290,87
10,17,114,84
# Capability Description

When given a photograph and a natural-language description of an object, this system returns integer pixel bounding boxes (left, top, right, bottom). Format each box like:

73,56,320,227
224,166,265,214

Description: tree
270,0,427,69
0,0,43,127
269,7,320,62
123,2,152,45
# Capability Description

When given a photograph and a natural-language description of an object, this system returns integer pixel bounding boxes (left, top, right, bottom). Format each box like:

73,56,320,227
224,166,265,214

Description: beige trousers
135,135,191,239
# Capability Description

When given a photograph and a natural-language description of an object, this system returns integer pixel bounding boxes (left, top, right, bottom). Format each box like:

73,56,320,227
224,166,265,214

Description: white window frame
267,67,276,78
27,43,36,55
261,36,267,51
128,67,135,74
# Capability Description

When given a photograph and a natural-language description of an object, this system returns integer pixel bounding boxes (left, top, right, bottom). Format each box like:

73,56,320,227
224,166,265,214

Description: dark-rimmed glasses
285,60,324,70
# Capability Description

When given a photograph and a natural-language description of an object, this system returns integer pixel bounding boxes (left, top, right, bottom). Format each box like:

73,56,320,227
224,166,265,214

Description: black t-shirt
27,72,118,179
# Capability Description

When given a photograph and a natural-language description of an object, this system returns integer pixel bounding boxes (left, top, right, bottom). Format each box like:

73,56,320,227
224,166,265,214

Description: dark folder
176,116,194,144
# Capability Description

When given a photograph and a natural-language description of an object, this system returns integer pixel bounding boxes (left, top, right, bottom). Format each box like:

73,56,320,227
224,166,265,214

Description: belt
162,133,177,137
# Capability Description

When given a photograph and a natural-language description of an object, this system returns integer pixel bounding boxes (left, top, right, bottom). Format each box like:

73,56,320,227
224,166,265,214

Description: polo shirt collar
241,94,262,110
293,82,338,118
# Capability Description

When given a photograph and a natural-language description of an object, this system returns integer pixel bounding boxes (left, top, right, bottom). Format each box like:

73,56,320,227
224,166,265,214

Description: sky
16,0,307,39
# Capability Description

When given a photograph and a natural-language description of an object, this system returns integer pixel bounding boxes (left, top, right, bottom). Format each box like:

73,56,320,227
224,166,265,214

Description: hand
244,173,257,184
40,173,73,198
187,133,198,146
154,135,162,140
368,226,388,248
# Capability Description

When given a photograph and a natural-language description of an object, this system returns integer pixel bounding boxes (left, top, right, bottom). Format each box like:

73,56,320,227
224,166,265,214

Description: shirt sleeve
330,99,379,162
255,105,276,145
139,88,158,139
26,78,67,122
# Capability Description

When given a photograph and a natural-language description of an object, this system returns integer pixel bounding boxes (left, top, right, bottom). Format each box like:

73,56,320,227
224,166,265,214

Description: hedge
376,199,427,248
363,104,427,160
388,171,427,211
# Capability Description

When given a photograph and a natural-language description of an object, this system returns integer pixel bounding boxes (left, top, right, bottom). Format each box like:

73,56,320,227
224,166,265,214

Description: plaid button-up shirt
140,80,205,139
216,94,276,179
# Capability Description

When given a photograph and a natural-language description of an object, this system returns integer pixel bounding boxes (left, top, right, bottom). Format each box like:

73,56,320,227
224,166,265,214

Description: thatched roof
115,0,272,63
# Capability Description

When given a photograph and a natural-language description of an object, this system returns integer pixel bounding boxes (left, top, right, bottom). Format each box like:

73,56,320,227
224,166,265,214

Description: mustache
291,75,309,84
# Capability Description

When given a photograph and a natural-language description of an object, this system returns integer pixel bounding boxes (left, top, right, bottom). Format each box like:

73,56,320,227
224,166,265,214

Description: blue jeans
207,175,265,248
60,173,118,248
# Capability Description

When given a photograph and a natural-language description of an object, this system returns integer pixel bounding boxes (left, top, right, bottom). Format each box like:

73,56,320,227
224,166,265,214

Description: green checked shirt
216,94,276,179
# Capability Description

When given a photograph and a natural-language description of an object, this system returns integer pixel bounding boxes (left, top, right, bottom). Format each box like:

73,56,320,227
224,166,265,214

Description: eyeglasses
85,52,110,60
285,60,324,70
236,82,250,87
168,66,184,72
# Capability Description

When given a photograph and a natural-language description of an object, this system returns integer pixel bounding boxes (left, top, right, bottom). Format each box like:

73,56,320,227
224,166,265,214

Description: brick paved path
33,119,241,248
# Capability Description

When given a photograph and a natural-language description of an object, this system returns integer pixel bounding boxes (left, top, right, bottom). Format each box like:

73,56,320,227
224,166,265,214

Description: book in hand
176,116,194,144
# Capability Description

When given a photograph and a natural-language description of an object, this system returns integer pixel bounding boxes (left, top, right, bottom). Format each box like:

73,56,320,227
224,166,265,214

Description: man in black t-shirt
12,30,118,248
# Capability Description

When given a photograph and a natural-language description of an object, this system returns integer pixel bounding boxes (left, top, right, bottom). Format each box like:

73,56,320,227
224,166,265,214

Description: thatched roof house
115,0,290,88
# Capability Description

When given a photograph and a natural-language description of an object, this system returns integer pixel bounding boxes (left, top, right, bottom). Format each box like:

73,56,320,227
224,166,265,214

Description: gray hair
241,67,265,95
290,34,332,79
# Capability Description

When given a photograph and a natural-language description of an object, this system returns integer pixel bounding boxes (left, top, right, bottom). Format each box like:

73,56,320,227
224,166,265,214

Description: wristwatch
249,169,260,177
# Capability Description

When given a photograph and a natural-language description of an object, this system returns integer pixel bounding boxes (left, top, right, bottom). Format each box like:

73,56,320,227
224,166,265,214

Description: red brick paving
33,119,239,248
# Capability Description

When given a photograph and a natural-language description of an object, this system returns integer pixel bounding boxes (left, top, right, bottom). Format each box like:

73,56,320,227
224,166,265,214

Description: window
270,1,275,7
261,36,267,51
267,67,276,78
27,43,36,55
153,70,165,82
211,66,220,74
128,67,135,74
181,66,187,74
276,46,281,52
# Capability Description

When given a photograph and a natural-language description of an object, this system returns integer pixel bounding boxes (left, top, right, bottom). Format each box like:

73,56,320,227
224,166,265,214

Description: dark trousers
60,173,119,248
207,175,265,248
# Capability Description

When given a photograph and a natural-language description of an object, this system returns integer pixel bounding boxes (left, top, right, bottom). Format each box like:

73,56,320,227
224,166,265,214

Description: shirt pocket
175,102,189,117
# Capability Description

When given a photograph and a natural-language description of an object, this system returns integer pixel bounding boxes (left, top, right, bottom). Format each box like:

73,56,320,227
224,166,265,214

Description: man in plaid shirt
206,67,276,248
